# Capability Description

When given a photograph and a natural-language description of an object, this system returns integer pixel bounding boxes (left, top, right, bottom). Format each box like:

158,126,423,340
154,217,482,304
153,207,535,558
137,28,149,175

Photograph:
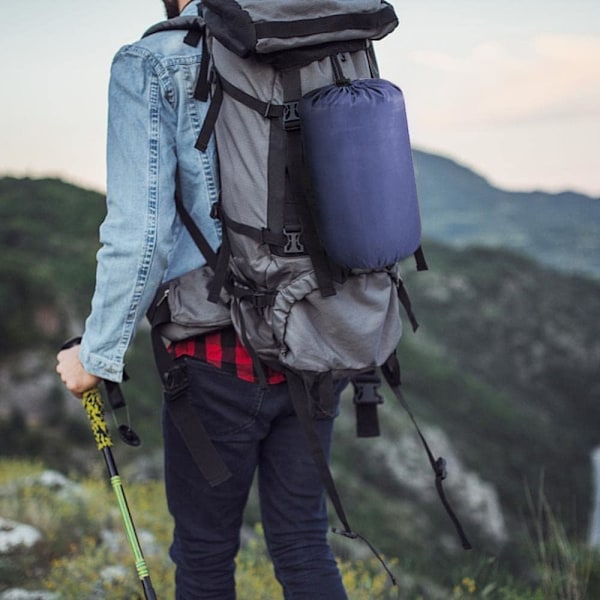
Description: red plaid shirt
170,327,285,384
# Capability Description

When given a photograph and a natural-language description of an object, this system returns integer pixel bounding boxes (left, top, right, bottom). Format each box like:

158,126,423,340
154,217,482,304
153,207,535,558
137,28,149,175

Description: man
56,1,348,598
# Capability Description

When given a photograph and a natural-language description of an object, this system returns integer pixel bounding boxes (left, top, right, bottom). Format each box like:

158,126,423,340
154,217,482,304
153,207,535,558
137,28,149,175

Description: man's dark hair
162,0,180,19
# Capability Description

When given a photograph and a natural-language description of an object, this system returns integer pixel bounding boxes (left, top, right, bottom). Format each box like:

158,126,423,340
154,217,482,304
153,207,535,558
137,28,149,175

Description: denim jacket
80,0,220,382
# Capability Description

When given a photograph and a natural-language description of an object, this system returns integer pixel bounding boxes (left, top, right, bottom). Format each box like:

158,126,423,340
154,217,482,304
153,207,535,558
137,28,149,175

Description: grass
0,458,598,599
524,477,595,600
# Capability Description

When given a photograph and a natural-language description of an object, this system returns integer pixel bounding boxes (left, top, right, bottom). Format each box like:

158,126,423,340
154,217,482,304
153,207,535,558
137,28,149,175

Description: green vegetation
1,171,599,596
0,177,104,356
1,459,598,598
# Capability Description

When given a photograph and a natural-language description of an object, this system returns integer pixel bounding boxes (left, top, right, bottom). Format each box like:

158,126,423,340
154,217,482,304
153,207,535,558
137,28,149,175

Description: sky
1,0,599,197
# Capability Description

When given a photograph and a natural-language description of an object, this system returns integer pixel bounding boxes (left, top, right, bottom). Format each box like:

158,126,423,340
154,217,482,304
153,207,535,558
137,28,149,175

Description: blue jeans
162,357,348,599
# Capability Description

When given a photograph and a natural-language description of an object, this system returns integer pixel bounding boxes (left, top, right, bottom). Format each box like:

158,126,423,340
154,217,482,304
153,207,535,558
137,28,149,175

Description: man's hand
56,345,101,397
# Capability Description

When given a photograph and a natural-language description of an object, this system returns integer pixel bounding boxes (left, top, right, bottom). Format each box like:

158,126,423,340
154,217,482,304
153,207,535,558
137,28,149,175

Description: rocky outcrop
0,591,58,600
0,517,42,554
372,422,507,545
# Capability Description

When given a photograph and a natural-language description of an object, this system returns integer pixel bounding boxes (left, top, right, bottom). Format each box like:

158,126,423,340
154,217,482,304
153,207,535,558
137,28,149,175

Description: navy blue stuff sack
299,78,421,270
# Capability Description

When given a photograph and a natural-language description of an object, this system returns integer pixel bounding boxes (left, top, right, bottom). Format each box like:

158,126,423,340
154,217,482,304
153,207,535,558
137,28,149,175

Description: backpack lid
202,0,398,58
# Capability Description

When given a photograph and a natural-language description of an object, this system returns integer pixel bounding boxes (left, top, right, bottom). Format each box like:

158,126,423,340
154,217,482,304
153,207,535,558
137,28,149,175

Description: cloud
410,33,600,128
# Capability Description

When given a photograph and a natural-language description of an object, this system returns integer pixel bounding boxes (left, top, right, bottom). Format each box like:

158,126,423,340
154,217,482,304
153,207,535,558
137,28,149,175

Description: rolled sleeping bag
299,78,421,270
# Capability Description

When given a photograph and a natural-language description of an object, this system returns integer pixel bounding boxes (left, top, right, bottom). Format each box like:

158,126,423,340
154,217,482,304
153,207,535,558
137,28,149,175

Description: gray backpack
145,1,470,572
196,0,426,380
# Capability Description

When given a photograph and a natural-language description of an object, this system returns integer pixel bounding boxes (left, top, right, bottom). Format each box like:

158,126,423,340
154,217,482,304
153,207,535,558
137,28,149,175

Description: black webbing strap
286,371,355,535
380,354,472,550
397,279,419,333
142,15,205,40
253,6,398,40
351,371,383,438
206,229,231,304
149,327,232,487
330,54,351,86
162,381,231,488
193,33,211,101
174,172,218,270
231,285,277,309
293,195,338,296
146,173,231,487
220,209,285,247
195,75,223,152
183,27,203,48
103,380,127,410
173,171,230,305
286,369,397,584
143,14,214,147
414,245,428,272
196,66,285,145
219,74,284,119
281,69,337,297
365,40,380,78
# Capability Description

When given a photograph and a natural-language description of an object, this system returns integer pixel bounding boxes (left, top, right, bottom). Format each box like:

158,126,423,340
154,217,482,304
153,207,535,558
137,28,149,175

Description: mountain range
413,149,600,280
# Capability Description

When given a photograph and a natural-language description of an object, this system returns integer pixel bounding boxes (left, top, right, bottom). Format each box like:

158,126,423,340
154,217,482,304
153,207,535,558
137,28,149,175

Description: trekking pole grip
60,338,107,445
81,387,112,451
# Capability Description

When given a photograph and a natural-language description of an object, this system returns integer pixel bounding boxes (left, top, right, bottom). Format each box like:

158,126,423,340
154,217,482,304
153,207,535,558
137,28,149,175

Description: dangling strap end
193,35,211,101
396,281,419,332
195,76,223,152
414,245,428,271
333,528,398,586
434,468,473,551
331,527,358,540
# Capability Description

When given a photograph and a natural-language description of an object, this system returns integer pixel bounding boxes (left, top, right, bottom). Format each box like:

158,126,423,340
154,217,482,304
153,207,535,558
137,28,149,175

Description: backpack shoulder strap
143,15,205,42
142,14,210,101
174,171,218,270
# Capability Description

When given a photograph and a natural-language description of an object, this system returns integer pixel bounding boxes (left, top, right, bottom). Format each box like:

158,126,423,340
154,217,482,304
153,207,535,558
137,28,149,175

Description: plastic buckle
163,364,189,398
283,226,305,254
353,380,384,406
283,101,300,131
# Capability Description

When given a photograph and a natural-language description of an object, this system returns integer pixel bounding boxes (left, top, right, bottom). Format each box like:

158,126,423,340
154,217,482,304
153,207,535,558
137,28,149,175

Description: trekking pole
60,339,158,600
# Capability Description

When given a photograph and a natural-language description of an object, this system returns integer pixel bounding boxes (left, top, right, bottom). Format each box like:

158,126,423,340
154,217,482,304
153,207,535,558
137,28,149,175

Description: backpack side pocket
271,270,403,373
158,265,232,341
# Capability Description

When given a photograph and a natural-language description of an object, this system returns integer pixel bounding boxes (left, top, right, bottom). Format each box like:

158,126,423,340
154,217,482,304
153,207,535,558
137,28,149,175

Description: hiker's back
144,2,472,576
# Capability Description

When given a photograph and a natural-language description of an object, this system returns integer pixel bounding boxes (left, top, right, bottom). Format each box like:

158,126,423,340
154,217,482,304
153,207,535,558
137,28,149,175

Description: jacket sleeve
79,45,179,382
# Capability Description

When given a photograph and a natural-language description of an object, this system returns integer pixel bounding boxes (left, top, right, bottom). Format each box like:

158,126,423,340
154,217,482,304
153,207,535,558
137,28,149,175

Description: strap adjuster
353,381,384,406
262,100,284,119
251,293,276,309
283,225,305,254
283,101,300,130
